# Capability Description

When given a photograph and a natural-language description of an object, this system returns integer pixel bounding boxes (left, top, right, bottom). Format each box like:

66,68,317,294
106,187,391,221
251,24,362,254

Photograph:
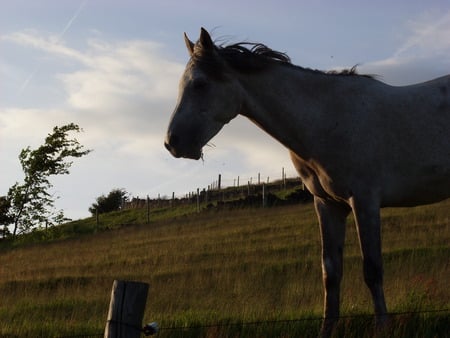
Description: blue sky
1,1,450,220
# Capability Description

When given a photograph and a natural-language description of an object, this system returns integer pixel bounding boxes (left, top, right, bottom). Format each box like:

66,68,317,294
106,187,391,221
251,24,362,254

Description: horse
164,28,450,337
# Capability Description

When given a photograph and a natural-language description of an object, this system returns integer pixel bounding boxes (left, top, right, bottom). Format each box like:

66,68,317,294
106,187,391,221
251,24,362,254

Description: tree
89,188,129,215
4,123,91,236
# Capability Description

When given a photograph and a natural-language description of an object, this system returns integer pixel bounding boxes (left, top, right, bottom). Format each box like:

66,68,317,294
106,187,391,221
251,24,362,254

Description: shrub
89,188,128,215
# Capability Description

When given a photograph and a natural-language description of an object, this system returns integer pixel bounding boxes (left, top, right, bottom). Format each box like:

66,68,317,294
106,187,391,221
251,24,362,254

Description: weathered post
196,188,200,213
104,280,149,338
146,195,150,224
262,182,266,207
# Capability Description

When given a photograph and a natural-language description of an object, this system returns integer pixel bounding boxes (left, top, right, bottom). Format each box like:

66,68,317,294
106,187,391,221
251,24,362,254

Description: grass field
0,198,449,337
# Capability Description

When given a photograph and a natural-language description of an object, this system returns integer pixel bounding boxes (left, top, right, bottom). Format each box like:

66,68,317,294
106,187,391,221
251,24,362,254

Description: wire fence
57,308,450,338
122,169,306,212
137,167,294,199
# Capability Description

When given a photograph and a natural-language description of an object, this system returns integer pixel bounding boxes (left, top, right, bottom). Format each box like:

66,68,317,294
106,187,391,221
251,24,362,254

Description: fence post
104,280,149,338
196,188,200,213
146,195,150,224
262,183,266,207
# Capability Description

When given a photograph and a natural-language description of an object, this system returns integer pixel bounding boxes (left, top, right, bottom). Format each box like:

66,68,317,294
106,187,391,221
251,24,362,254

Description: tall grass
0,199,448,337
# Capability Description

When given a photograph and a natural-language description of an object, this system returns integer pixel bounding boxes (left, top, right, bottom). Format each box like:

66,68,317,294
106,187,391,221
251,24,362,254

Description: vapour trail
17,0,88,97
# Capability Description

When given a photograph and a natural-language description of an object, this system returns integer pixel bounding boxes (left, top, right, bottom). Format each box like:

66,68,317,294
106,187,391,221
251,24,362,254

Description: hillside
0,196,449,337
1,178,311,246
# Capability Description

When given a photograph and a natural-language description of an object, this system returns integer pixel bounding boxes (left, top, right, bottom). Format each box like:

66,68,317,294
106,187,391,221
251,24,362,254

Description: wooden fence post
196,188,200,213
146,195,150,224
262,183,266,207
104,280,149,338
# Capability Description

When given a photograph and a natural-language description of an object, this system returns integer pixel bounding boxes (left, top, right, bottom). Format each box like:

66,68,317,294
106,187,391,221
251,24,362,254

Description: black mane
220,42,291,63
213,42,291,74
193,39,372,79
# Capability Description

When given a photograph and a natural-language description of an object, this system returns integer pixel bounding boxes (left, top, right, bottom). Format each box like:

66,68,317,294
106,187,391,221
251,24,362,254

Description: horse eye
192,79,208,90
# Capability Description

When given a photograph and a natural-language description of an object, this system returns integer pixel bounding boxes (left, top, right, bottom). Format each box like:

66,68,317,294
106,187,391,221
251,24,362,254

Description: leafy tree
4,123,91,236
89,188,129,215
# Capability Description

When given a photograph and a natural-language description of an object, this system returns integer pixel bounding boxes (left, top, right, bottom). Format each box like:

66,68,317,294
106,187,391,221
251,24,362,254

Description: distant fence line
122,168,305,211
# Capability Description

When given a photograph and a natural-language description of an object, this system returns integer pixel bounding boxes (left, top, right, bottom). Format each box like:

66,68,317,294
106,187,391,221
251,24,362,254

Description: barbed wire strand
156,308,449,333
56,308,449,337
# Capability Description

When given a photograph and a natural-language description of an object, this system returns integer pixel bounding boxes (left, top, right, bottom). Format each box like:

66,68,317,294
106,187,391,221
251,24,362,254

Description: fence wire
56,308,449,338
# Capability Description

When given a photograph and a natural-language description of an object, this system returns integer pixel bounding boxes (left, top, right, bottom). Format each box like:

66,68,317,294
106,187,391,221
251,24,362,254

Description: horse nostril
168,133,179,147
165,133,179,151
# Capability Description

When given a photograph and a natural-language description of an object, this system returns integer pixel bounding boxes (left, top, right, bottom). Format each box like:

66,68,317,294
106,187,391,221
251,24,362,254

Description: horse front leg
314,197,350,337
350,196,388,327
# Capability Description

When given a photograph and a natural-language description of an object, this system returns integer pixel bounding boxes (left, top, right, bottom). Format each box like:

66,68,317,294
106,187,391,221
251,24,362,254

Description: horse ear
199,27,214,51
184,32,195,56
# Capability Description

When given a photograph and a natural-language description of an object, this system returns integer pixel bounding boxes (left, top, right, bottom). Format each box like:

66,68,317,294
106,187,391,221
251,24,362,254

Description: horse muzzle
164,132,202,160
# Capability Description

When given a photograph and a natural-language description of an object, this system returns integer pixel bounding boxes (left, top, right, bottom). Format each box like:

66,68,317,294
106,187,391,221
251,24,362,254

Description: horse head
164,28,242,160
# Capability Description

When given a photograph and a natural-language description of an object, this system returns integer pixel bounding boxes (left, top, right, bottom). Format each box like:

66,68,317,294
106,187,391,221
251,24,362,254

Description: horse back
291,75,450,208
369,75,450,206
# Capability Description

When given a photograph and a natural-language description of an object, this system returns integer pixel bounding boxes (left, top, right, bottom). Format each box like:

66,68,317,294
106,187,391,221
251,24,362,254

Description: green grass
0,199,449,337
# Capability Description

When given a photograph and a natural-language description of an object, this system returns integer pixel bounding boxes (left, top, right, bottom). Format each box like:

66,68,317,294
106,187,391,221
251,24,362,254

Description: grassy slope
0,199,449,337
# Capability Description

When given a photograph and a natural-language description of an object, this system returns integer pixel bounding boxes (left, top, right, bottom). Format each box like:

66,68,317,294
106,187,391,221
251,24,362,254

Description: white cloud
58,38,184,110
0,107,74,142
361,10,450,85
1,30,189,218
3,30,89,64
4,29,183,106
393,11,450,59
3,30,186,153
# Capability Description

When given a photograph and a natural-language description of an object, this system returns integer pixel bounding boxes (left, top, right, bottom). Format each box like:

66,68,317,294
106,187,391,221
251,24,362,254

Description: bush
89,189,128,215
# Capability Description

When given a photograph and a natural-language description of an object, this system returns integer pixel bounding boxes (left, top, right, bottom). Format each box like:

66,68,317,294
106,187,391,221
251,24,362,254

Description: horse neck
238,65,341,155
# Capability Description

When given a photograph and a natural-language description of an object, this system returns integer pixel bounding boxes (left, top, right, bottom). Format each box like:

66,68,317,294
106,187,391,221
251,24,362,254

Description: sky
1,0,450,221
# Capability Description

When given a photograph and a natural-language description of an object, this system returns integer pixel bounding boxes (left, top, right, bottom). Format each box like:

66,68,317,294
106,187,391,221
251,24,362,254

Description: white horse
165,28,450,336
